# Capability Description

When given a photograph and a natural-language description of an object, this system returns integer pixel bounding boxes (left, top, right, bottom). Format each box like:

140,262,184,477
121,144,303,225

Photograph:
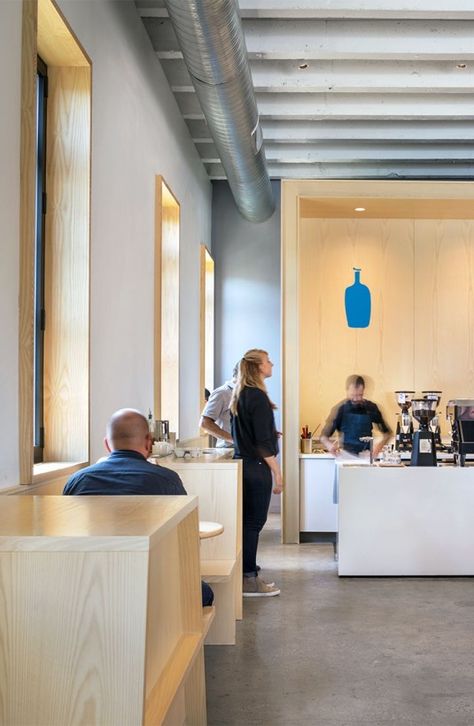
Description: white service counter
338,465,474,576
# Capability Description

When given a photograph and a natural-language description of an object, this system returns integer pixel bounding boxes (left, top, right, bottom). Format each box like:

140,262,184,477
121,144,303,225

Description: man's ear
146,432,154,452
104,437,112,453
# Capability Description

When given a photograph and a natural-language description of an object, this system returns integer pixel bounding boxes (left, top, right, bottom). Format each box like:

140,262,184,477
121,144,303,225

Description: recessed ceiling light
354,207,366,212
298,63,308,70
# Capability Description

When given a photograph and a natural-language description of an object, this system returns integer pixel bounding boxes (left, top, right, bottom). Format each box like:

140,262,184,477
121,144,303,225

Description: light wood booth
0,495,213,726
157,454,243,645
282,180,474,544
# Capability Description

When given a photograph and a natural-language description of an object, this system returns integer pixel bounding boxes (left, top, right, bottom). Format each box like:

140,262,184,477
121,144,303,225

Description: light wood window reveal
200,245,215,412
154,177,180,437
19,0,91,483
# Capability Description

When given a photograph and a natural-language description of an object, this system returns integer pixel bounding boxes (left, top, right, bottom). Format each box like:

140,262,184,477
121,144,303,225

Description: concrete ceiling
136,1,474,181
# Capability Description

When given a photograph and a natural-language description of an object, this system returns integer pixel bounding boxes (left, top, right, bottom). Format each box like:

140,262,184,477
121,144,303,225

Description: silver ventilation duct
164,0,275,223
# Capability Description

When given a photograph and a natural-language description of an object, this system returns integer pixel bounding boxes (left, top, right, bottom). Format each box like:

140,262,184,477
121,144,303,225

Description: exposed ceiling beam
205,161,474,180
198,141,474,165
258,120,474,142
136,0,474,21
186,119,474,144
162,58,474,95
177,92,474,120
145,18,474,62
136,1,474,182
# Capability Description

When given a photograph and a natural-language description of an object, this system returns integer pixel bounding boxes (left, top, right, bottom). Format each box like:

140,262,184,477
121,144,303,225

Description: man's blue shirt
63,450,186,496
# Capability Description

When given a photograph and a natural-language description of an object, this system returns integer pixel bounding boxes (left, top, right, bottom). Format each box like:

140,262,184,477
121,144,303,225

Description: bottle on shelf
148,409,154,435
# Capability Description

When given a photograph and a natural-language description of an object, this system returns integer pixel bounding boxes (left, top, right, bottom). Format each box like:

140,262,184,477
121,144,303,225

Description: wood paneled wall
44,65,90,462
18,0,38,483
299,217,474,439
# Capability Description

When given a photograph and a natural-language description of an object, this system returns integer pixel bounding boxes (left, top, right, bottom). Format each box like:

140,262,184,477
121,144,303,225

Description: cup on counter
174,448,186,458
152,441,173,456
300,438,313,454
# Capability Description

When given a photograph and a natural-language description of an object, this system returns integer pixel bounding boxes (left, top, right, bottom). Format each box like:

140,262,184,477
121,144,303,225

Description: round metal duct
164,0,275,223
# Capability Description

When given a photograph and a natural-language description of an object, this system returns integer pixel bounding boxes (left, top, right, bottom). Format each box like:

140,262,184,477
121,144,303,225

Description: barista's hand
373,441,387,459
327,442,339,456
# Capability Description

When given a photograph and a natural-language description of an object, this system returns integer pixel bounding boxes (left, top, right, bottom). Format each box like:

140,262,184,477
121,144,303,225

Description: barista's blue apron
340,407,373,455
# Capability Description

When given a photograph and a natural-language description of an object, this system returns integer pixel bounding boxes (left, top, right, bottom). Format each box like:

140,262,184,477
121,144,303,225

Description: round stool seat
199,521,224,539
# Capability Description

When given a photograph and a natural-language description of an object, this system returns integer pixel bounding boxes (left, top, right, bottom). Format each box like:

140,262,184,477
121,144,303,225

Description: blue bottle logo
345,267,371,328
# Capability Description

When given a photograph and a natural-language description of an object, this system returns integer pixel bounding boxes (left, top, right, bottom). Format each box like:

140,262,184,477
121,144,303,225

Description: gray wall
212,180,281,511
212,181,281,420
212,179,281,427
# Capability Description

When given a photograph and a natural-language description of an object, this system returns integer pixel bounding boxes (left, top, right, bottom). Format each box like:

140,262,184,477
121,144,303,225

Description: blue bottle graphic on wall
345,267,371,328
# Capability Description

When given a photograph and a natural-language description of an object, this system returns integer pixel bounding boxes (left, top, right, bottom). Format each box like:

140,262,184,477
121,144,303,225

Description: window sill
33,461,88,485
0,462,88,496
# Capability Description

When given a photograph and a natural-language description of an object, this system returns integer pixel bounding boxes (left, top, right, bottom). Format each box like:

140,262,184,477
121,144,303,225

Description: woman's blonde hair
230,348,277,415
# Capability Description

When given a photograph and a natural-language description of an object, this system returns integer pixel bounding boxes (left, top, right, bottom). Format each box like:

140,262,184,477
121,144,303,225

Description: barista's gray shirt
201,381,234,447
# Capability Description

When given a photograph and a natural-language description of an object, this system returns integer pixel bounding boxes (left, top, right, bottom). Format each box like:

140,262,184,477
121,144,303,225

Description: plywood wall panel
414,220,474,431
43,66,90,463
299,218,414,438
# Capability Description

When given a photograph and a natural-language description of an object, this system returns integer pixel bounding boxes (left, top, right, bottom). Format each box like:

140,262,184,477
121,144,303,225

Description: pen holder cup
300,438,313,454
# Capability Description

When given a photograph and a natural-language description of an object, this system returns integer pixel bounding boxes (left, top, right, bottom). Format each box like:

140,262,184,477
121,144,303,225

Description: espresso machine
446,399,474,466
394,391,415,451
422,391,443,448
410,398,438,466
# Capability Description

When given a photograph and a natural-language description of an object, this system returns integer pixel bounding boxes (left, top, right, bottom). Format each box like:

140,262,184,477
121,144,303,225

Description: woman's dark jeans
242,459,273,577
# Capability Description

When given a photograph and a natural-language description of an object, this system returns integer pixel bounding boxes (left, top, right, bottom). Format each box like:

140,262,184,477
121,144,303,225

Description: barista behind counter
320,375,392,458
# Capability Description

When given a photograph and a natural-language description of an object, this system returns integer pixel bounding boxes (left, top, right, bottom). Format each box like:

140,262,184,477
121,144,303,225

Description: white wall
0,0,212,484
0,1,22,488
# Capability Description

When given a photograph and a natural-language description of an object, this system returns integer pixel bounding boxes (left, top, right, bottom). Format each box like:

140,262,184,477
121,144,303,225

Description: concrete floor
205,515,474,725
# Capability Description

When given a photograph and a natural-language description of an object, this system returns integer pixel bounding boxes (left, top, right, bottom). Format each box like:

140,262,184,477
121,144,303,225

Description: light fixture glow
354,207,366,212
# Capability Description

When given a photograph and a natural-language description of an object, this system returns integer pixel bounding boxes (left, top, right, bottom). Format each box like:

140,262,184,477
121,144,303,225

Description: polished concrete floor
205,515,474,725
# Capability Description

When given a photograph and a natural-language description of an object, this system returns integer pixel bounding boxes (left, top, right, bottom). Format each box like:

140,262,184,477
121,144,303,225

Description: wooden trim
154,176,180,435
4,462,87,495
199,245,215,414
18,0,38,485
19,0,91,484
199,245,206,414
37,0,90,67
154,178,163,420
281,181,300,543
43,65,90,462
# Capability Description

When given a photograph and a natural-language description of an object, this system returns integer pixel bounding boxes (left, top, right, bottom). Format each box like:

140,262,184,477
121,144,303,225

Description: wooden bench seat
202,606,216,637
201,559,236,583
201,559,237,645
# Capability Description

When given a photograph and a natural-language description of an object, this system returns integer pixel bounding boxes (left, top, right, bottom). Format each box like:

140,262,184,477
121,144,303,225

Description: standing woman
230,349,282,597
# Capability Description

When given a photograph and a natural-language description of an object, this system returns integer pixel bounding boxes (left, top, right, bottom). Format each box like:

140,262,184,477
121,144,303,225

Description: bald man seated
63,409,213,606
63,408,185,496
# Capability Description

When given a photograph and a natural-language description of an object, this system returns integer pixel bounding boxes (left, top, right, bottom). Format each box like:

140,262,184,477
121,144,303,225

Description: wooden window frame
154,176,180,438
199,245,215,413
19,0,91,484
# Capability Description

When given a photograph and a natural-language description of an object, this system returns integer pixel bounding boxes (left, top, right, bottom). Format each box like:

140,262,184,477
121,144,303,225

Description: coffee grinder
395,391,415,451
446,399,474,466
410,399,438,466
422,391,442,448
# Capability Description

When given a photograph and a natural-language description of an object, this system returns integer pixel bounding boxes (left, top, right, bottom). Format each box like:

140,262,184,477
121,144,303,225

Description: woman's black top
231,386,278,461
